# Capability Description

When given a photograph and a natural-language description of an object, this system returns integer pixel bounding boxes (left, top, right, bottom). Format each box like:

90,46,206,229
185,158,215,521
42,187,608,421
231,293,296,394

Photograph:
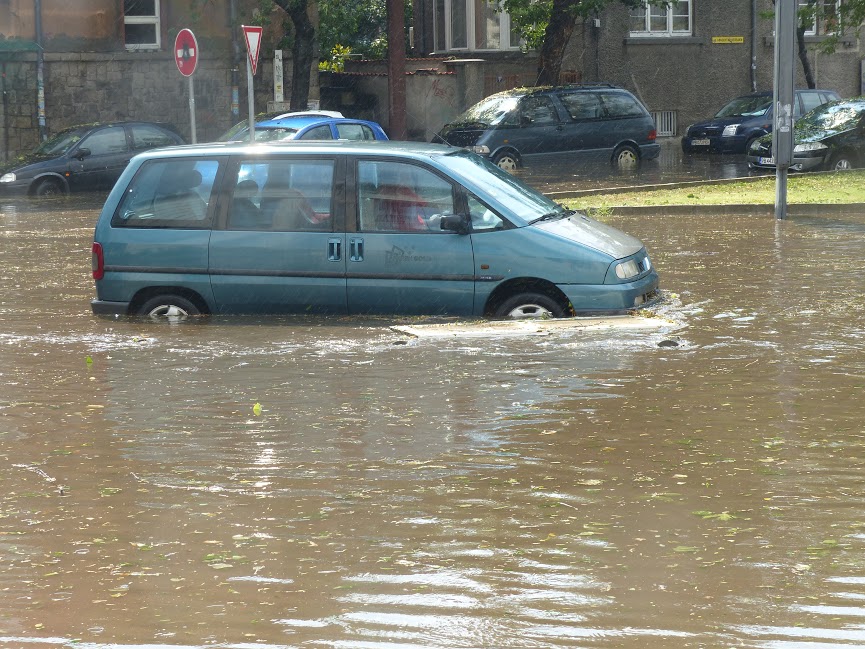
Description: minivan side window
519,96,559,126
111,158,219,228
598,92,646,118
560,92,603,120
231,158,335,231
467,194,505,232
358,161,454,232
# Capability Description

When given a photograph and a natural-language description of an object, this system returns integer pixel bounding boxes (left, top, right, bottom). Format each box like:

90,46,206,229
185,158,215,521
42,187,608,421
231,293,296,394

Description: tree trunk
795,24,816,89
286,0,316,110
536,0,578,86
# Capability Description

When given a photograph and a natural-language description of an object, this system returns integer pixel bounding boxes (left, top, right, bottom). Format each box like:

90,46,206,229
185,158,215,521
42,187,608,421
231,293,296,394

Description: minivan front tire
137,294,201,321
492,151,520,172
495,293,565,319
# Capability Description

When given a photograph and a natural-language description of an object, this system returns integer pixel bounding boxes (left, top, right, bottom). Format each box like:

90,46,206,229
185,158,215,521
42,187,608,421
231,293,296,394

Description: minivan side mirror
75,148,92,160
440,213,472,235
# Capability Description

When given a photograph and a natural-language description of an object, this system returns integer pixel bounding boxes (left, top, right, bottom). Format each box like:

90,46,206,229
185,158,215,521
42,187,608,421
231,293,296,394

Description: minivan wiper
529,206,571,224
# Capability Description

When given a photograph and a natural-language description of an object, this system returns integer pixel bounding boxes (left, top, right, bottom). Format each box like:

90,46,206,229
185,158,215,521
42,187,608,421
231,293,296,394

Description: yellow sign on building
713,36,745,44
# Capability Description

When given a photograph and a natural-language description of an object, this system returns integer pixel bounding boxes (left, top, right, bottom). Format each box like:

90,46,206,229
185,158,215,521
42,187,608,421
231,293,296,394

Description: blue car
90,141,658,320
681,89,840,154
218,111,388,143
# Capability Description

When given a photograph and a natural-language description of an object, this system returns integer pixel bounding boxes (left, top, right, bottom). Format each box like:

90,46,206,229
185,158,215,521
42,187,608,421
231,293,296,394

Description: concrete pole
773,0,796,220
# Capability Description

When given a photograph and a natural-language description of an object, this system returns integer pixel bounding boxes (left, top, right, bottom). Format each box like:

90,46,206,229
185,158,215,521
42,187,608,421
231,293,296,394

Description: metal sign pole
247,56,255,142
773,0,796,220
188,76,197,144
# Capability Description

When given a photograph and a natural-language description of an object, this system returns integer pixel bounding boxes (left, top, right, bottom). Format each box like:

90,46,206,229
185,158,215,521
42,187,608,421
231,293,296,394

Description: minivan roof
130,139,456,161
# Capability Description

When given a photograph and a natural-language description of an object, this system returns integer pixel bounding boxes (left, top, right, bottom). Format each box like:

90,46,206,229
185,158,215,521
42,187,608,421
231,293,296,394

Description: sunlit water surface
1,189,864,649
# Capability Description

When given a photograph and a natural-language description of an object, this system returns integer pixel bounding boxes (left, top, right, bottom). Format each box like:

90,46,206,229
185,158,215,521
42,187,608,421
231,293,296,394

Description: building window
629,0,692,37
434,0,521,51
799,0,840,36
124,0,161,50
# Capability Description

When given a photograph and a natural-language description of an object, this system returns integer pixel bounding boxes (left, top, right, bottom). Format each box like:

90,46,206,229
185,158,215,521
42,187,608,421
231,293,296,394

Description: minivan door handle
349,237,364,262
328,237,342,261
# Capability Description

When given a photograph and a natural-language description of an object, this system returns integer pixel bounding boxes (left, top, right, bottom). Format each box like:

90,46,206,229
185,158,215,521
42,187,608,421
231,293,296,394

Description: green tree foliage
318,0,392,60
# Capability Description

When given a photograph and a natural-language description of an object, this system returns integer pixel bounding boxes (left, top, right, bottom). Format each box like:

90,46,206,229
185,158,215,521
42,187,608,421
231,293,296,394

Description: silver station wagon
90,141,659,320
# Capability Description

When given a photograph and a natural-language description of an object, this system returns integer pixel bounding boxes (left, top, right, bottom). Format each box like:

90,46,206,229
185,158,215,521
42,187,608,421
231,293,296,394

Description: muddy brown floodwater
1,191,864,649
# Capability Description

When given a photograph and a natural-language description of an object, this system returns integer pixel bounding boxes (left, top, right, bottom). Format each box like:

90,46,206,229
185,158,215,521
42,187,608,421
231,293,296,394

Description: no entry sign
174,28,198,77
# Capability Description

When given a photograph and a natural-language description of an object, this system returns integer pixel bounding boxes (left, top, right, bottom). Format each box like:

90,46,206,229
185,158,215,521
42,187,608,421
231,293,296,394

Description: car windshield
797,101,864,132
35,128,88,156
439,150,561,222
715,95,771,118
455,94,521,127
253,127,300,142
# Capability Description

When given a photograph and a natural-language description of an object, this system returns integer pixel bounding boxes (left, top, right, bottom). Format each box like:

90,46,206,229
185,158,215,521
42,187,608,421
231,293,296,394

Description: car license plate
759,156,775,165
691,138,710,146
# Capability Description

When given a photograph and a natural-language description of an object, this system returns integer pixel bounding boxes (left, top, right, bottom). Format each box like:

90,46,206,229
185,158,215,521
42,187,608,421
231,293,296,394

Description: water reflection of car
0,121,185,196
746,97,865,172
431,84,660,172
217,111,388,143
681,89,840,154
90,141,659,321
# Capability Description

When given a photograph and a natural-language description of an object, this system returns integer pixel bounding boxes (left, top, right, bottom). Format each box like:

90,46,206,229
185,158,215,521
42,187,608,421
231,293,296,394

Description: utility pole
773,0,796,220
386,0,407,140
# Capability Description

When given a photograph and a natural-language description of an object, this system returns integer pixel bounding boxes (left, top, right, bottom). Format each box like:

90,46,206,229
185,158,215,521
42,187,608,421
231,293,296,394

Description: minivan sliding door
208,156,347,314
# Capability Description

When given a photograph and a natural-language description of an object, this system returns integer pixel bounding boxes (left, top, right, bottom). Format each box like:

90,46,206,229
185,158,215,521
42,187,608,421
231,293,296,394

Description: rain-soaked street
2,160,865,649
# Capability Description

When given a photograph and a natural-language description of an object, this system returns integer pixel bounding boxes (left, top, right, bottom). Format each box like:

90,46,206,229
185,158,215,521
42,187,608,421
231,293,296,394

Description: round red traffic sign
174,28,198,77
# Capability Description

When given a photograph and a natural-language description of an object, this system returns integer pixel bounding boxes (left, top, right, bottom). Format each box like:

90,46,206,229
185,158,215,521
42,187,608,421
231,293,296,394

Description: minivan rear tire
612,145,640,171
495,293,565,320
137,294,201,321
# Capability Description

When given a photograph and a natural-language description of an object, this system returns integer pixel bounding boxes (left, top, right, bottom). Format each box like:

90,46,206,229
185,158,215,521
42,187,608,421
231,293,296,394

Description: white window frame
124,0,161,51
435,0,522,52
799,0,841,36
629,0,693,38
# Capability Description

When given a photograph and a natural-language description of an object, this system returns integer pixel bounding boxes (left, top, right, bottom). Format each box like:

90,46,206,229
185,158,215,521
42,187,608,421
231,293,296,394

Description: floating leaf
253,402,262,416
85,356,93,366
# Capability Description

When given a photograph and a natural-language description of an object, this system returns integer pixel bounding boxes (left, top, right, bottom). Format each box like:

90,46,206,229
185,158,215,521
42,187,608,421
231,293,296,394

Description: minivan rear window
598,92,646,118
111,158,220,228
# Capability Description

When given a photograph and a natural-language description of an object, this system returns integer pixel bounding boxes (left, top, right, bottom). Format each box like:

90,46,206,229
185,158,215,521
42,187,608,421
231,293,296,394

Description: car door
556,91,608,162
510,95,568,161
346,159,475,315
68,124,131,191
208,155,348,314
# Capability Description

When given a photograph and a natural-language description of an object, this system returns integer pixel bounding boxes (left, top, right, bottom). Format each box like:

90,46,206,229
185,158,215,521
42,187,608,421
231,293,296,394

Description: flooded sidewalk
1,198,865,648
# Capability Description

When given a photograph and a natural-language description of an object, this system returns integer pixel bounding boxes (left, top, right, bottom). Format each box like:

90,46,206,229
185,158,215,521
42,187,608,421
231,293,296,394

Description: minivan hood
433,122,484,147
534,213,644,259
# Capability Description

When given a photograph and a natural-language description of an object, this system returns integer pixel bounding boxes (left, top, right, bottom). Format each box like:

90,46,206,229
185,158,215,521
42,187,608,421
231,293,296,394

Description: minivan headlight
615,259,641,280
0,172,15,183
470,145,490,155
722,124,740,137
793,142,828,153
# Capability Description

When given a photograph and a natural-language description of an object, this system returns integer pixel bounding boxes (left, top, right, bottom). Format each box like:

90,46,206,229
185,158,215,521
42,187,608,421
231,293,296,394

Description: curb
579,203,865,217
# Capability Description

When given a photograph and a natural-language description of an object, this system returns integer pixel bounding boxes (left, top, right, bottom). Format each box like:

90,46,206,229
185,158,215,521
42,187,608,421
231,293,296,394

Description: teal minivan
90,141,659,320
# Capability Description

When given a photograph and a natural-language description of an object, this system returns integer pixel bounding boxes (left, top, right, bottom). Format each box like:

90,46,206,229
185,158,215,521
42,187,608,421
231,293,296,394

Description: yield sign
174,28,198,77
242,25,263,75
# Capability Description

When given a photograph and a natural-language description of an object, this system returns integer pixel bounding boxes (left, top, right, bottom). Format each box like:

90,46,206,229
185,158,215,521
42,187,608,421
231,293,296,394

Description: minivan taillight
648,129,657,142
92,242,104,280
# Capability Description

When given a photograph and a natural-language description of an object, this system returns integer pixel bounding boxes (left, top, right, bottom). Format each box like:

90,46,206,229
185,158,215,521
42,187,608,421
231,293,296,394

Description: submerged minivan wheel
492,151,519,172
495,293,565,320
612,145,640,171
137,295,201,321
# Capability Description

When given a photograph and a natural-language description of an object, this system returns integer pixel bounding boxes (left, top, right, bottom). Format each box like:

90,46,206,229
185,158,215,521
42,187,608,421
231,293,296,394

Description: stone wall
0,50,282,161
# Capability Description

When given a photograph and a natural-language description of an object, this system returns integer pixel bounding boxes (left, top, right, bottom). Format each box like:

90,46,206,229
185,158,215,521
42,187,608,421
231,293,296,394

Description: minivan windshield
439,150,562,223
455,93,521,127
715,95,771,118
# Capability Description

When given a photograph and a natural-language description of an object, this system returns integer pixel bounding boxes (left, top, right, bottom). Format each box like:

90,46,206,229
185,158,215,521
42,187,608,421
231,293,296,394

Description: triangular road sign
242,25,263,75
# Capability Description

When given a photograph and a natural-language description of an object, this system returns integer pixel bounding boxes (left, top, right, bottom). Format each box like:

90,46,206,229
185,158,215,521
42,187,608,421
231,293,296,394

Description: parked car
90,141,659,321
217,111,388,143
0,121,185,196
432,84,660,172
218,110,345,141
681,89,840,154
746,97,865,172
